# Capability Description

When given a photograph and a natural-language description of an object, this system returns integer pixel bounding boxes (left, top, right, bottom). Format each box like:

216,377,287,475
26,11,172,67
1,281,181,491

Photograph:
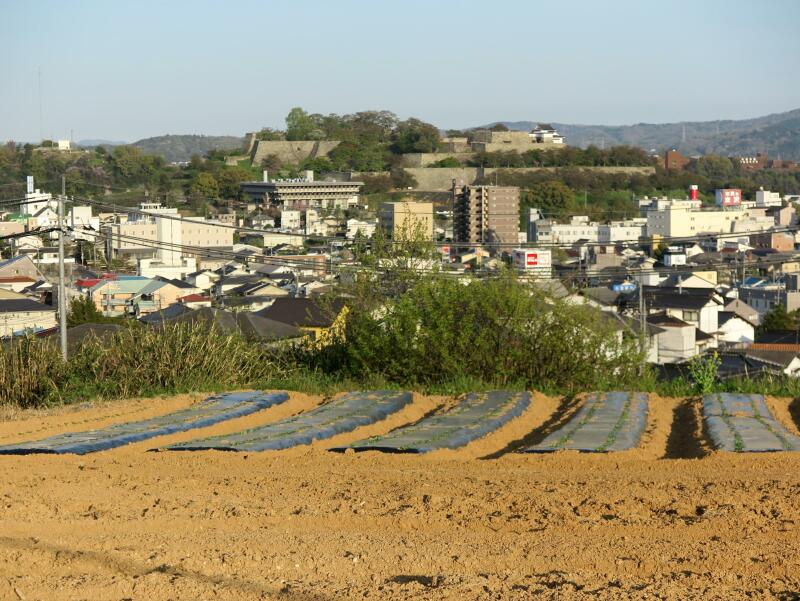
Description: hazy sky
2,0,798,142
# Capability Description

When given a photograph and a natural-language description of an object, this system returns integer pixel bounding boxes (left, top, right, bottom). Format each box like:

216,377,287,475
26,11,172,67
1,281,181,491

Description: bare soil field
1,393,799,600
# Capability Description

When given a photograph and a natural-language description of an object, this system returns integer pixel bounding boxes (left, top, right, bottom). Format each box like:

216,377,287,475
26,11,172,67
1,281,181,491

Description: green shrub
687,352,720,395
306,270,644,392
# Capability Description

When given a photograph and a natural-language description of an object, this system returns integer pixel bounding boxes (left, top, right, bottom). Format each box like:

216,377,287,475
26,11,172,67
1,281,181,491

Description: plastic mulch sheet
165,390,413,452
523,392,649,453
0,391,289,455
332,390,531,454
703,393,800,452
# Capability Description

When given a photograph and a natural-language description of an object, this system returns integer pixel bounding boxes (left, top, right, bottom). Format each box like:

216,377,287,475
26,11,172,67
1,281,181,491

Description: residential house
177,293,213,309
637,287,722,335
0,275,38,293
657,273,716,290
0,255,43,280
647,313,714,363
0,298,57,338
716,311,756,345
719,349,800,379
186,269,219,292
152,307,305,345
85,277,180,317
256,297,347,343
723,298,760,326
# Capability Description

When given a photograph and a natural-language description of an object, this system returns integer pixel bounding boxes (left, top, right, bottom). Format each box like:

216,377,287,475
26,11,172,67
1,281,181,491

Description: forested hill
130,135,245,162
486,108,800,159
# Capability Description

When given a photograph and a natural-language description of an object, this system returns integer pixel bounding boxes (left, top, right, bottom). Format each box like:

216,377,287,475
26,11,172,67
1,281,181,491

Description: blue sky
1,0,798,142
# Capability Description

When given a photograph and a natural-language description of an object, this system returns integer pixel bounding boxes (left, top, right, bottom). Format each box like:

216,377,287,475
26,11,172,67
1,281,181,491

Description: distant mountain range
482,108,800,160
78,135,245,162
77,139,128,147
130,135,245,162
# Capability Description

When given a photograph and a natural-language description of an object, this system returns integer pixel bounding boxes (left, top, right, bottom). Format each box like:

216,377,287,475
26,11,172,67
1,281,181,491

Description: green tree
216,166,251,198
67,296,104,326
190,172,219,200
760,304,796,332
390,168,417,190
285,107,320,141
523,180,577,216
390,118,441,154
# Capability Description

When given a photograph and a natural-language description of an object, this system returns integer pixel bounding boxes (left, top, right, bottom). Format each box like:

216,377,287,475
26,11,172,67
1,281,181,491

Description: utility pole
639,269,647,373
58,175,68,361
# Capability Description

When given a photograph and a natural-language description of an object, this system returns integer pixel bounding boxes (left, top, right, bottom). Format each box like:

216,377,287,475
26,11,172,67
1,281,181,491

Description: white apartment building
103,202,233,260
22,189,55,217
69,206,101,242
530,216,645,246
598,219,647,244
346,218,377,240
645,199,772,239
531,216,599,245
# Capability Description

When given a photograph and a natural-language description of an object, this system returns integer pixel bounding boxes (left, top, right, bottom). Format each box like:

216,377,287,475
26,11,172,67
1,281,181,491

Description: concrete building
598,219,647,244
68,206,101,242
241,171,362,210
453,185,519,249
21,189,55,217
645,198,774,239
379,201,434,240
529,215,645,246
138,214,198,280
530,216,598,245
103,202,233,261
280,209,302,230
749,231,795,253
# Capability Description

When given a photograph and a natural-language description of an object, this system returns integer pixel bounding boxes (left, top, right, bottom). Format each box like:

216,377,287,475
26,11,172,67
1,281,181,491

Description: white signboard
26,176,34,194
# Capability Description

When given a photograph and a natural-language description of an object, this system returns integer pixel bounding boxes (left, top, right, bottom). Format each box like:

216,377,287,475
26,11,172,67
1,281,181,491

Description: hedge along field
292,268,646,393
0,323,287,408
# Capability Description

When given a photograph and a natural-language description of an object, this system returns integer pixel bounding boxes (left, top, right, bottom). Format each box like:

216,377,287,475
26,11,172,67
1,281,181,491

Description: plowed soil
1,393,799,600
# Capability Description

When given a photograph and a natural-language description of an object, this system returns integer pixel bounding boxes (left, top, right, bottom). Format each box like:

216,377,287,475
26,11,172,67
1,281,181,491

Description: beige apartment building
379,201,434,240
453,185,520,249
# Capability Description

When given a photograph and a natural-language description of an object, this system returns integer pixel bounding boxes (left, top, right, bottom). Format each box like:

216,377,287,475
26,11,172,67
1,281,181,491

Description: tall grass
0,322,289,409
0,337,65,408
68,322,282,398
